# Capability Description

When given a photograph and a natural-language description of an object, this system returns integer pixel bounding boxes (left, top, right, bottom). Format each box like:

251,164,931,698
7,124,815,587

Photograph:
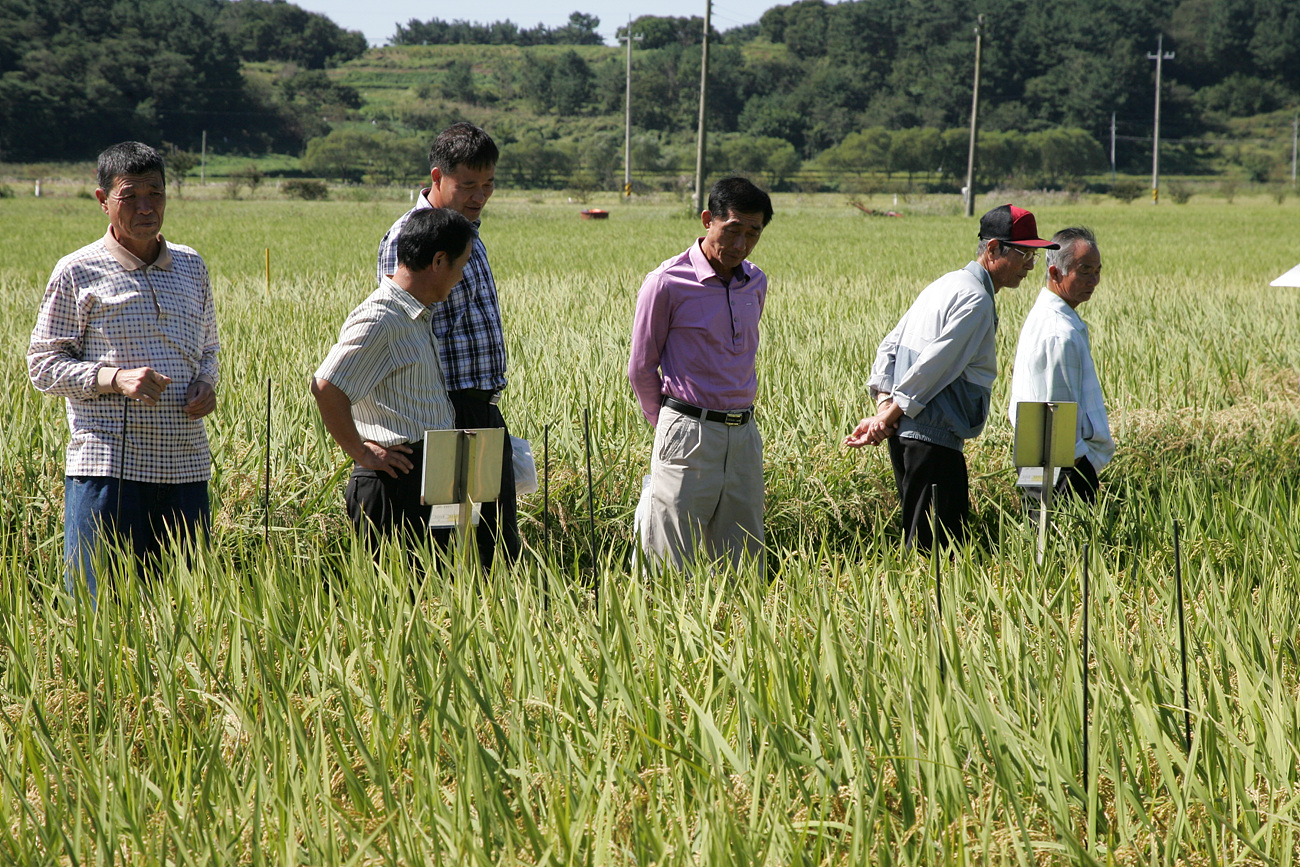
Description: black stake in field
1081,542,1091,795
264,377,272,549
931,483,945,683
583,409,599,612
1174,520,1191,754
542,423,551,611
543,423,551,559
115,397,128,527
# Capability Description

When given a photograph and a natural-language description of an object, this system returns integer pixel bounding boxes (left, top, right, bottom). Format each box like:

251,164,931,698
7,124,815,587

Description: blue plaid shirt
376,192,507,392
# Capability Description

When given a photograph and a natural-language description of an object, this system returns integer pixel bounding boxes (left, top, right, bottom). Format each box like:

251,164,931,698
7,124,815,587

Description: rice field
1,188,1299,864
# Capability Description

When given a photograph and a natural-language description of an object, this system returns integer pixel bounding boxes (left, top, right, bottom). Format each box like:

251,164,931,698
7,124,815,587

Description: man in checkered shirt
28,141,220,598
1008,226,1113,505
376,123,520,569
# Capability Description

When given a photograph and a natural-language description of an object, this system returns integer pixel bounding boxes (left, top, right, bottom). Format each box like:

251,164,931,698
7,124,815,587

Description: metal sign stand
1013,401,1077,564
420,428,505,555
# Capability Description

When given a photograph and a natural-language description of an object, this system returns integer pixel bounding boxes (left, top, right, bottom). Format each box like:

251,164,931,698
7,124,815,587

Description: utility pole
1147,33,1174,204
1110,112,1116,183
693,0,711,214
619,18,642,197
963,14,983,218
201,129,207,185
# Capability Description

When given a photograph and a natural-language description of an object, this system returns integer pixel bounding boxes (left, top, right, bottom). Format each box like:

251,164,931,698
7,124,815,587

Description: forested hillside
2,0,1297,190
0,0,366,160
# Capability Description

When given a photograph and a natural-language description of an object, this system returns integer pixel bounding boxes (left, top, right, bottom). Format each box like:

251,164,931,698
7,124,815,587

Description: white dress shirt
1008,288,1114,470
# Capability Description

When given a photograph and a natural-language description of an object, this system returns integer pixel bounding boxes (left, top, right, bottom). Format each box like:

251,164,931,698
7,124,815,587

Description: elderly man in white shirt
1008,226,1114,504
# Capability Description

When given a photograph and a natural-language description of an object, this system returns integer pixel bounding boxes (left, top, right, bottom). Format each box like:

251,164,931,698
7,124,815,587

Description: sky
295,0,769,47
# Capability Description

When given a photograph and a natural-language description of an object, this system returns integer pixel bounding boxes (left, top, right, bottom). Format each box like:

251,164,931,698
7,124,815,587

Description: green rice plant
0,195,1298,864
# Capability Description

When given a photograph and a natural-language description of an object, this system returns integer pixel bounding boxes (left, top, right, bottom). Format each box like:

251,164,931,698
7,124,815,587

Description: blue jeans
64,476,210,599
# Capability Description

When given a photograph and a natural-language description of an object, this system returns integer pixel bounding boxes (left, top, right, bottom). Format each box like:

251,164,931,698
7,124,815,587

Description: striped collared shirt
1008,288,1114,470
314,277,455,447
28,228,220,483
376,193,506,392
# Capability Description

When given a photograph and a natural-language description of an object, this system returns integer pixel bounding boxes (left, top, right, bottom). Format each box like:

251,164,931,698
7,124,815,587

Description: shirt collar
1038,287,1086,329
689,238,752,287
103,226,172,271
380,275,430,320
964,260,995,298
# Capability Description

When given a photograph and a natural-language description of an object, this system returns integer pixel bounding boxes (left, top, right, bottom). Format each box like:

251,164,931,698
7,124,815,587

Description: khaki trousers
642,405,764,570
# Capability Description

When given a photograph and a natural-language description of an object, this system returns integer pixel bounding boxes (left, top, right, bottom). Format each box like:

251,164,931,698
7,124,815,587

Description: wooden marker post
1037,403,1058,561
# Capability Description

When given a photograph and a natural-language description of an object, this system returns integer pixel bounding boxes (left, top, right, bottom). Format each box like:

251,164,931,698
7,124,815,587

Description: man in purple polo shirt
629,177,773,570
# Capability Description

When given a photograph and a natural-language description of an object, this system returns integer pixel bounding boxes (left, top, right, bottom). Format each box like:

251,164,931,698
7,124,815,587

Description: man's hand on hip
357,441,414,478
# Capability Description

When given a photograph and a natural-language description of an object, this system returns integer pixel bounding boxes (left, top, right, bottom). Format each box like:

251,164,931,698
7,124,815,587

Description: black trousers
448,390,521,568
888,435,969,552
346,441,450,556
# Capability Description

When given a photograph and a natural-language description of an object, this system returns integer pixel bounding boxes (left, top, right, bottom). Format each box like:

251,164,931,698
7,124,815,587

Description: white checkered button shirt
1008,288,1115,470
28,229,221,483
376,193,506,393
314,277,455,447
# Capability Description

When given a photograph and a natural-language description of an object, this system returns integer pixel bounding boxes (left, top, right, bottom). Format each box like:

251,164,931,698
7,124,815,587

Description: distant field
1,193,1298,864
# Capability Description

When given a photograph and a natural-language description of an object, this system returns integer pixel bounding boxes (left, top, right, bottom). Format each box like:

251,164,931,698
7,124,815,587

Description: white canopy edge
1270,263,1300,287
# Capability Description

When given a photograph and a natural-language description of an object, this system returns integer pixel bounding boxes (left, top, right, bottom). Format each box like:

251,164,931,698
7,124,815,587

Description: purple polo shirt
628,239,767,426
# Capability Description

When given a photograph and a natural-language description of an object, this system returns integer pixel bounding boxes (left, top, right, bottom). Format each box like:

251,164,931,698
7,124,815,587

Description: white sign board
1271,263,1300,288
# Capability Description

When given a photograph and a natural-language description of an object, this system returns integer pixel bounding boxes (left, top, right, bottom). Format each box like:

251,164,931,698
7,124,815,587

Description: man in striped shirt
376,122,519,569
314,208,476,550
1008,227,1113,504
28,141,220,599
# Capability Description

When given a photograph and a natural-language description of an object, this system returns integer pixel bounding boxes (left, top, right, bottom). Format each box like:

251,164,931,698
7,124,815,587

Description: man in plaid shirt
28,141,220,598
377,123,519,568
1008,226,1113,504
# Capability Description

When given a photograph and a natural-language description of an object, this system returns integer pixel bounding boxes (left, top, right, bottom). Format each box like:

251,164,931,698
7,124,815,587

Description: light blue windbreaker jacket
867,261,998,452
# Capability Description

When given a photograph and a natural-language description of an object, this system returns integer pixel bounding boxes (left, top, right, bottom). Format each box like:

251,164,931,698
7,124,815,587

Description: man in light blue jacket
845,204,1058,551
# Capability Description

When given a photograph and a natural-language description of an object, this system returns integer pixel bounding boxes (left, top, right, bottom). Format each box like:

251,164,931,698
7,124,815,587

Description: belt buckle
724,411,744,426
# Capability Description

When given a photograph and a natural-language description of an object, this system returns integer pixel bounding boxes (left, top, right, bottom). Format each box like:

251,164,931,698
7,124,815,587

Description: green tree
161,142,201,197
441,60,477,104
502,134,572,187
720,136,800,189
551,50,593,114
890,127,941,187
302,129,424,184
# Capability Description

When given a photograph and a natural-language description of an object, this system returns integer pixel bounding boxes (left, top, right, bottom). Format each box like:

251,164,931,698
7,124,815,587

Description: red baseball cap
978,204,1059,249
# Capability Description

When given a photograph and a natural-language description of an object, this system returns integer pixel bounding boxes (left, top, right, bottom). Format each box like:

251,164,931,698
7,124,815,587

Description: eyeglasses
1003,244,1037,265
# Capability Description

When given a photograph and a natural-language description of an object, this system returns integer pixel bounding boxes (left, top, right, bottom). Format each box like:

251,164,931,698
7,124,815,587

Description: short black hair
708,176,773,226
396,208,476,272
429,122,499,174
97,141,166,191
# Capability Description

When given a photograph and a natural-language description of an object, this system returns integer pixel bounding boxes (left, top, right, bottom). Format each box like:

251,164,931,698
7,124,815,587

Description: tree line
390,0,1299,175
391,12,603,47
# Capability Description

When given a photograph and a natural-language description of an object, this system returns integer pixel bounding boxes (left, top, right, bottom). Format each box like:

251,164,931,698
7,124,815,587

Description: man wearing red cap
844,204,1058,551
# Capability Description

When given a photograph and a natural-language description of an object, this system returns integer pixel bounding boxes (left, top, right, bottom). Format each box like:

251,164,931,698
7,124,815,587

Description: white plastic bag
512,436,539,495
